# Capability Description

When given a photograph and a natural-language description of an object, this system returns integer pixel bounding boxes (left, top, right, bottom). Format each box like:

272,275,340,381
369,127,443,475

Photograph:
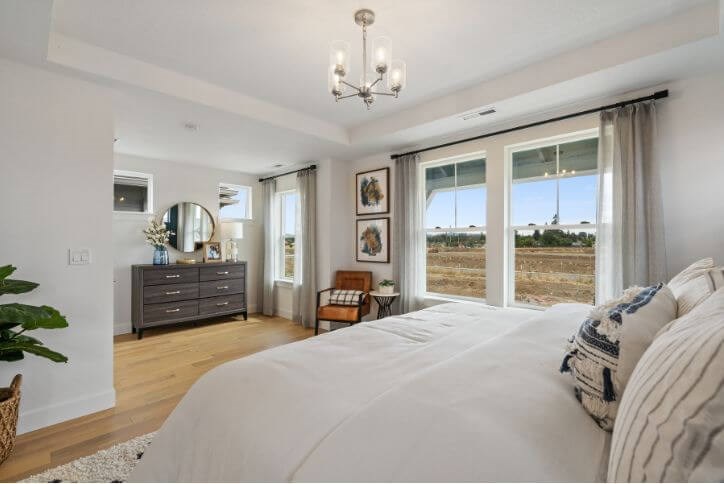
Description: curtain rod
390,89,669,160
258,164,317,182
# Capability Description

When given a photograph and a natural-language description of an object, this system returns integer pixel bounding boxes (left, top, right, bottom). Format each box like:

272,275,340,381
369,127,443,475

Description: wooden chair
315,271,372,335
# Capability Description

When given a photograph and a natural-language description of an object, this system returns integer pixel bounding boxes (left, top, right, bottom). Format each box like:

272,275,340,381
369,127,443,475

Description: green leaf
0,279,39,295
0,350,24,362
13,334,43,345
0,341,67,363
0,304,69,329
0,323,20,332
0,266,15,281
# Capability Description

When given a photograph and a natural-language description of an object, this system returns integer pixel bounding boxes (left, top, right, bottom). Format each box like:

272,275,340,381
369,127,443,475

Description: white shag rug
21,432,155,483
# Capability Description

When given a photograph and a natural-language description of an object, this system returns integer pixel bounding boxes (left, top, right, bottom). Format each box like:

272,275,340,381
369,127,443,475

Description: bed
130,302,609,482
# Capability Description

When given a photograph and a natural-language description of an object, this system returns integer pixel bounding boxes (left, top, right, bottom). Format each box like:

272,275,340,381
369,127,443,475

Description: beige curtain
292,168,317,327
596,101,666,303
260,178,276,316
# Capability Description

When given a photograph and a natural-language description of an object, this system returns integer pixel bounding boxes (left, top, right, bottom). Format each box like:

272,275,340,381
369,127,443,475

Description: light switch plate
69,248,91,265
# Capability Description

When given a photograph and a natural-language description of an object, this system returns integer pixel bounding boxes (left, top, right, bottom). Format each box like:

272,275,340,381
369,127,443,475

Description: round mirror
161,202,215,252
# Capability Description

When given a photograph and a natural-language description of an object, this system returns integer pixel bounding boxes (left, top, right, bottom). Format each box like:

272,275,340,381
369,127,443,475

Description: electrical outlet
69,248,91,265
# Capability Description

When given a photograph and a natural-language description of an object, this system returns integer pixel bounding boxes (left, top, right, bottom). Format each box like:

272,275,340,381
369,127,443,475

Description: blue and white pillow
561,283,677,430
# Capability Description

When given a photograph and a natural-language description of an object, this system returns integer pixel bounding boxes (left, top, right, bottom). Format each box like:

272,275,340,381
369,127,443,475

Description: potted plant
0,265,69,464
378,279,396,294
143,217,173,265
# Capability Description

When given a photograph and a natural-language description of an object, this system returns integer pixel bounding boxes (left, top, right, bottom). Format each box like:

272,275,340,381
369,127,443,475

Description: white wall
0,59,115,433
113,154,261,334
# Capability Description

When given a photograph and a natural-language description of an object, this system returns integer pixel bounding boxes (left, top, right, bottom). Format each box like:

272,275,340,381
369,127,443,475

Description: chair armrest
317,287,336,308
317,287,335,296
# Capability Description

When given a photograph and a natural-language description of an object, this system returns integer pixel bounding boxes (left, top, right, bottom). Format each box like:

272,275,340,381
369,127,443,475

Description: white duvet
130,302,609,482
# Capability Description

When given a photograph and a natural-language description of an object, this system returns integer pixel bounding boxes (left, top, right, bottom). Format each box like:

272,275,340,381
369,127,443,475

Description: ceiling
1,0,723,173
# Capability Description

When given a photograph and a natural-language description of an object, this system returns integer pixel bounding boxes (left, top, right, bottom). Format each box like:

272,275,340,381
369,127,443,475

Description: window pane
511,179,557,226
513,228,596,306
558,174,598,225
456,158,486,185
426,231,486,299
512,145,556,180
425,163,455,195
426,190,454,229
219,184,250,219
114,183,147,212
456,186,486,227
284,236,295,279
559,138,598,174
283,193,297,235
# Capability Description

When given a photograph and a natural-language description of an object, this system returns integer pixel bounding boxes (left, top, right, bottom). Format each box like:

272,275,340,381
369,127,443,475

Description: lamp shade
220,221,244,240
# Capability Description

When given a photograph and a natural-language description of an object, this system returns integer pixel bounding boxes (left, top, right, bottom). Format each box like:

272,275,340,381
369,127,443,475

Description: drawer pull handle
165,308,181,313
217,286,229,290
216,271,229,275
165,274,181,279
216,302,229,306
165,290,181,295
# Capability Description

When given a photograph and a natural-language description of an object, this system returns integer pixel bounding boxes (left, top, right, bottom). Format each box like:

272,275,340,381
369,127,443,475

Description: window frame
504,128,599,309
421,150,488,303
219,183,253,221
275,189,297,283
113,170,153,215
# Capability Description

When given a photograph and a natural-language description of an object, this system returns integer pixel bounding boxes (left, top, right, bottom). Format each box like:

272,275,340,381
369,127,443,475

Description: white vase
379,285,394,294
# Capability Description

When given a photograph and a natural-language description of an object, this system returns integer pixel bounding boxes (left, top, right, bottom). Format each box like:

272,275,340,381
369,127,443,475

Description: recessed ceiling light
183,122,199,131
272,163,284,168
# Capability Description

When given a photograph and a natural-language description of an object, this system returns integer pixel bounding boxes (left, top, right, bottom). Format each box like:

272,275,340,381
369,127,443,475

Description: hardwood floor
0,314,313,482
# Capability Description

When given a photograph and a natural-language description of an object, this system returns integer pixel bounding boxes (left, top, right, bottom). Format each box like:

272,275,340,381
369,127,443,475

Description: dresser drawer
143,268,199,286
198,279,244,298
143,283,199,304
199,294,245,315
199,265,245,282
143,300,199,324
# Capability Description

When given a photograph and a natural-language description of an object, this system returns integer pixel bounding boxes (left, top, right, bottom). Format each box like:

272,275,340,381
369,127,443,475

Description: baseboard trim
275,308,293,320
18,387,116,435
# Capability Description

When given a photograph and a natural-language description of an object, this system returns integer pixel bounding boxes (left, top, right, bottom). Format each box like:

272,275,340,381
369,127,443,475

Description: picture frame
356,167,390,216
356,217,390,263
202,241,223,263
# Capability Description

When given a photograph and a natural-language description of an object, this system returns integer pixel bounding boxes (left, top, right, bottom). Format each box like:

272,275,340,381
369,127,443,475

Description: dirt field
427,246,595,306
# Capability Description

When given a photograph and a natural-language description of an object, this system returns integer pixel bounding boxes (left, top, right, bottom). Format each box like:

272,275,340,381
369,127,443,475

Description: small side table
369,291,400,319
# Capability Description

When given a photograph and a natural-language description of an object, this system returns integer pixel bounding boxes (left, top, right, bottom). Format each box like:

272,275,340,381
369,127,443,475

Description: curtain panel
260,178,277,316
393,153,425,313
596,101,666,303
292,168,317,328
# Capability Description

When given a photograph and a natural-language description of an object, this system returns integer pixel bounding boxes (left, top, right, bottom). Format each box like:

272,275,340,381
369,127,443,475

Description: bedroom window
508,131,598,307
277,190,298,281
219,183,252,220
424,155,486,300
113,170,153,213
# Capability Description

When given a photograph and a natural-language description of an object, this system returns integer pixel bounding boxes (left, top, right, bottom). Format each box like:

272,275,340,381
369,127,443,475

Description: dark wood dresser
131,262,247,339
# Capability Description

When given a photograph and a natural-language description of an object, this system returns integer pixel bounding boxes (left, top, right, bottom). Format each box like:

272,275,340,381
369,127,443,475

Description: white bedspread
130,302,608,482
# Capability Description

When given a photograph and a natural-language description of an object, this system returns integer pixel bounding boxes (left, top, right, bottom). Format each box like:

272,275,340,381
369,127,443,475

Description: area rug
21,432,155,483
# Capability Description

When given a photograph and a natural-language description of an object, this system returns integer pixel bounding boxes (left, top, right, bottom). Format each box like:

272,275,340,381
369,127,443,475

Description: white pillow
668,258,715,316
561,283,677,430
608,287,724,482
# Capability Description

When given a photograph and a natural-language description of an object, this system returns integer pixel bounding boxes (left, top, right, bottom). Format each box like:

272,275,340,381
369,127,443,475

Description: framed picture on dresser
203,241,222,263
356,167,389,216
356,217,390,263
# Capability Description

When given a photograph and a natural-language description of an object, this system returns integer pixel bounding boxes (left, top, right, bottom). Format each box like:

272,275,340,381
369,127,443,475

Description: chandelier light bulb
387,59,406,93
329,40,350,77
371,36,391,73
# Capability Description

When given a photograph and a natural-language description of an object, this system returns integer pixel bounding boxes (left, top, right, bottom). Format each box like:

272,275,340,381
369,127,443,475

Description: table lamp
220,221,244,262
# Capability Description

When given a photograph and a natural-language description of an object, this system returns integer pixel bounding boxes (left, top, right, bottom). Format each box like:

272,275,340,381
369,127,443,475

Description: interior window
510,136,598,307
113,171,152,213
424,157,486,300
219,183,252,220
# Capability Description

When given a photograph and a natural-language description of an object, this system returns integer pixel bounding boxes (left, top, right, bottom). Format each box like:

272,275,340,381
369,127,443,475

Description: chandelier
328,9,407,109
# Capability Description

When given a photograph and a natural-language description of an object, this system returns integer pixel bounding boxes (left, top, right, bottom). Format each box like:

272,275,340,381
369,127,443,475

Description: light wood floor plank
0,314,312,482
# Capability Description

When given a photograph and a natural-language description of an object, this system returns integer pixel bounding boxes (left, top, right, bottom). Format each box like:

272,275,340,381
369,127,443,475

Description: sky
283,192,297,234
426,174,598,229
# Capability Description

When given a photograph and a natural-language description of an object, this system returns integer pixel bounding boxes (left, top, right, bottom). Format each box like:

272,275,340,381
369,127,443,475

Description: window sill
275,279,293,289
424,293,488,306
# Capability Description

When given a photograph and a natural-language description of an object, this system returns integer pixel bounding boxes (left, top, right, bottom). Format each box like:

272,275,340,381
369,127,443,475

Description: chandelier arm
341,79,361,91
369,75,383,89
370,91,397,96
337,92,360,100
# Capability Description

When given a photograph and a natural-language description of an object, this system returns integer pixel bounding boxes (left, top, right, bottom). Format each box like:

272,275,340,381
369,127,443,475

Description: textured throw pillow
608,287,724,482
561,283,677,430
328,289,364,306
668,257,715,316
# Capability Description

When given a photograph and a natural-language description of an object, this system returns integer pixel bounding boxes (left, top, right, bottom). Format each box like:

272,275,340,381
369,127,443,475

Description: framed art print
356,167,389,216
202,241,223,263
356,217,390,263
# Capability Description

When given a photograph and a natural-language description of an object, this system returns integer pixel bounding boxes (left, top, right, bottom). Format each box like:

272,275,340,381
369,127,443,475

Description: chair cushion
561,283,676,430
328,289,364,306
318,304,361,322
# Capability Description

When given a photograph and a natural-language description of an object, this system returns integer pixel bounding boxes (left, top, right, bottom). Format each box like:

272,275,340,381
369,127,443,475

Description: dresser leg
132,326,137,334
242,311,248,321
137,329,144,340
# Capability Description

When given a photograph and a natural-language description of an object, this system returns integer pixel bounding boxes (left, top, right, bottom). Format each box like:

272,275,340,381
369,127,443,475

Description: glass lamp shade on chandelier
328,9,407,109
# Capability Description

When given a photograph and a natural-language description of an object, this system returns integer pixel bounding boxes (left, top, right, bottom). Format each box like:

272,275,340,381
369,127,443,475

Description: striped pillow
561,284,677,430
328,289,364,306
668,258,715,316
608,287,724,482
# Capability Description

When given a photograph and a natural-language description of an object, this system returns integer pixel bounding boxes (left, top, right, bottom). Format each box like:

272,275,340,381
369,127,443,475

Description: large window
424,155,486,299
509,132,598,307
277,190,297,281
219,183,252,220
113,170,152,213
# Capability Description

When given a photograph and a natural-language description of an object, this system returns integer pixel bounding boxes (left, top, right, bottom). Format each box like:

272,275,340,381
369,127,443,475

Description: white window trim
113,170,153,215
219,183,253,221
275,189,297,283
421,150,488,303
504,128,599,308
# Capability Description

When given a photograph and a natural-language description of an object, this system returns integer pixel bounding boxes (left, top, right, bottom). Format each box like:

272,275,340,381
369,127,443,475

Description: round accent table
369,291,400,319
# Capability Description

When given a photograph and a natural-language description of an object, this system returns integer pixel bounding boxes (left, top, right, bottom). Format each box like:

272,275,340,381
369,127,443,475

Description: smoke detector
183,122,199,131
459,107,496,121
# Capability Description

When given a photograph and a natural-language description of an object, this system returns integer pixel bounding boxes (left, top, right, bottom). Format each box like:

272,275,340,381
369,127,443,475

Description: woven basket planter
0,374,21,465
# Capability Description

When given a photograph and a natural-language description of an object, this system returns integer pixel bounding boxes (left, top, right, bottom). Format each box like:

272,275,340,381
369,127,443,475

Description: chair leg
314,317,319,335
